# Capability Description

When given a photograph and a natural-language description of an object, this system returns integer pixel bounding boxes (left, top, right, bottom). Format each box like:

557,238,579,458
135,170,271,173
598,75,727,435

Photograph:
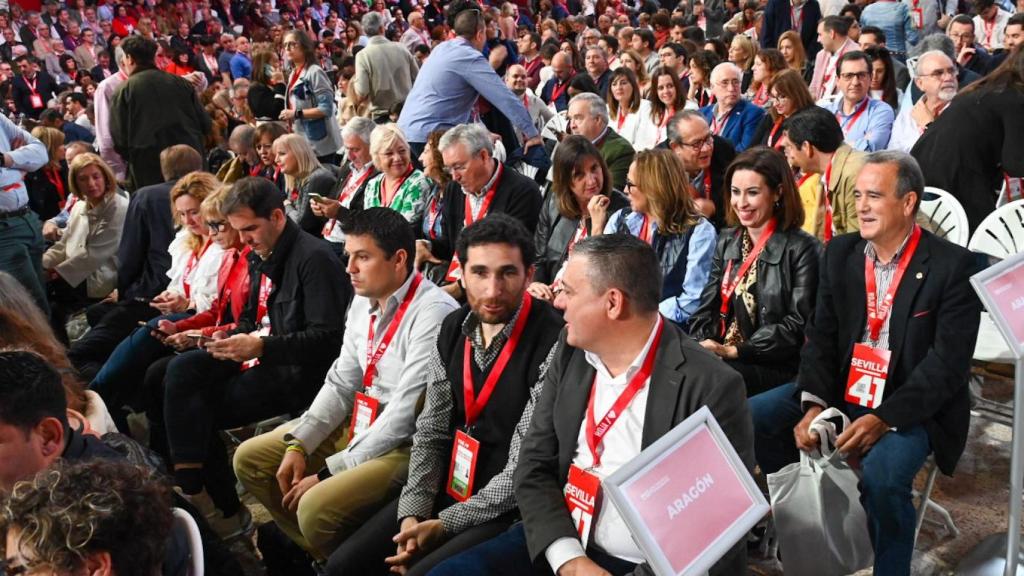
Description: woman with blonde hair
25,126,69,221
362,124,428,223
599,149,717,326
43,153,128,344
777,30,810,81
728,33,758,92
274,133,337,234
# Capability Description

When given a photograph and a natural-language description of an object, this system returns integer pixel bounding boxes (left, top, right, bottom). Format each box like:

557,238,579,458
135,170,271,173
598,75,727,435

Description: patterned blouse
362,168,429,223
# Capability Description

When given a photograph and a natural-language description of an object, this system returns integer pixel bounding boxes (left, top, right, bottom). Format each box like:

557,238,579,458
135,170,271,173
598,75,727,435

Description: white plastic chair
172,508,204,576
916,187,970,247
967,198,1024,259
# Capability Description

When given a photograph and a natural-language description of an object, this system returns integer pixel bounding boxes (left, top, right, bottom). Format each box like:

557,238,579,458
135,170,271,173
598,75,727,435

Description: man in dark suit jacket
749,151,981,576
664,110,737,228
425,234,753,576
11,56,58,119
760,0,822,61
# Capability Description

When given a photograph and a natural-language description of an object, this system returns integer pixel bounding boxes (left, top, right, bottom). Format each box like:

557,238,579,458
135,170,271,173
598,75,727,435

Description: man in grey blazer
428,235,754,576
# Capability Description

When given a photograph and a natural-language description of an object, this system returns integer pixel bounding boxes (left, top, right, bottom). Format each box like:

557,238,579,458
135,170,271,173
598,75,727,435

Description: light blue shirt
604,210,717,325
860,0,919,53
398,37,540,144
0,114,48,212
824,97,895,152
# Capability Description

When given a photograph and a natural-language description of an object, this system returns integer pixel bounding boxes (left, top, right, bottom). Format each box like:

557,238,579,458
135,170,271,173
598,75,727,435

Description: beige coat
815,143,864,241
43,192,128,298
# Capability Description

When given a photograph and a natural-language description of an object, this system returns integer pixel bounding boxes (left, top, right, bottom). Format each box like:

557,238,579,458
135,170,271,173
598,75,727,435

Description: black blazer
690,226,821,369
797,230,981,475
514,323,754,575
11,72,58,119
532,188,630,284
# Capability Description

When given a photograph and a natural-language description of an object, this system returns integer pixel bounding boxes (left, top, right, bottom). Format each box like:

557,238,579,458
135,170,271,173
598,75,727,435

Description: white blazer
43,192,128,298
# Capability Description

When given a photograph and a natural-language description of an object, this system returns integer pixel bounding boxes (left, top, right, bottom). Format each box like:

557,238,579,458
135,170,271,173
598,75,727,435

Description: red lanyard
865,225,921,342
380,164,413,208
710,107,729,135
550,79,569,103
752,84,769,107
585,317,664,468
820,45,850,98
638,214,653,244
255,273,273,326
797,172,813,187
768,117,785,149
823,158,835,242
426,195,442,240
286,64,304,109
182,238,212,299
656,107,674,143
718,220,776,337
522,93,529,110
984,18,995,47
363,273,423,389
836,98,870,134
44,167,66,207
790,4,802,30
25,75,38,95
566,220,589,254
464,164,504,227
617,108,627,132
462,293,533,428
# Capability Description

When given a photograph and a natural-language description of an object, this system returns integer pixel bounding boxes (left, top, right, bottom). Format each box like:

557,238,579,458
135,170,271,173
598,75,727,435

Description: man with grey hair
93,45,127,180
428,233,752,576
312,116,380,257
750,150,980,576
887,51,957,152
567,93,634,189
699,61,765,152
666,109,736,226
583,45,611,98
353,12,419,123
431,123,541,298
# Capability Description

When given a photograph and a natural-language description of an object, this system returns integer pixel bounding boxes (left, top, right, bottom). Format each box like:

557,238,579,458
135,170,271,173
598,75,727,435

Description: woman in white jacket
43,153,128,343
606,67,655,150
647,67,691,149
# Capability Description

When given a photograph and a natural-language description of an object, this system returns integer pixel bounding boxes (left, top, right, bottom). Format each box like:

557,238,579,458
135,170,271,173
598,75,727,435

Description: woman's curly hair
1,459,173,575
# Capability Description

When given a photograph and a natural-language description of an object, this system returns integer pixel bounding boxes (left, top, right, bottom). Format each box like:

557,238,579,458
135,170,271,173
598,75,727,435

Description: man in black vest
428,234,753,576
326,215,564,576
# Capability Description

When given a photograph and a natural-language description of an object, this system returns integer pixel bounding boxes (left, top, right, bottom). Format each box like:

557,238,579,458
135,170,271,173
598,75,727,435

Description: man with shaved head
540,51,574,112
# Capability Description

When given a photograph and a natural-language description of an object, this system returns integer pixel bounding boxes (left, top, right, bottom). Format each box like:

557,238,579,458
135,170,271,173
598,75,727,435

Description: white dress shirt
286,273,459,473
93,71,127,180
165,230,225,314
545,318,663,572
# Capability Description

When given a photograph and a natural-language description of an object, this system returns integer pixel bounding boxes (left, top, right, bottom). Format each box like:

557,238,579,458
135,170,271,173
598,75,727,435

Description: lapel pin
915,272,923,279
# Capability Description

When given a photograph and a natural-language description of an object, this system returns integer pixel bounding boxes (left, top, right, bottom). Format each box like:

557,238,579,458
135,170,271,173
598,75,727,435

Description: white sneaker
177,488,253,540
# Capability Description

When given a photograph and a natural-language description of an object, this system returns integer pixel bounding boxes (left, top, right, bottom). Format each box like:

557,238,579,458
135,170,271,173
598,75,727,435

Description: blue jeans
749,383,932,576
427,522,637,576
89,312,191,430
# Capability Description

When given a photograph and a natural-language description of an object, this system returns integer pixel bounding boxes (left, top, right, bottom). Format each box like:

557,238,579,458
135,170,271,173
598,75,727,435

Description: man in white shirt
426,234,753,576
400,10,431,52
506,63,554,147
887,50,956,152
234,207,458,562
809,15,861,101
93,46,127,180
972,0,1012,51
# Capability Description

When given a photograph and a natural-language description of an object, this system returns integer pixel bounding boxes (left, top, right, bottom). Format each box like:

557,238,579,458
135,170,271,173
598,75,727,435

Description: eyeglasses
715,78,741,88
770,93,788,101
206,220,228,232
677,134,714,152
838,71,870,81
443,162,470,176
919,66,957,80
624,178,638,192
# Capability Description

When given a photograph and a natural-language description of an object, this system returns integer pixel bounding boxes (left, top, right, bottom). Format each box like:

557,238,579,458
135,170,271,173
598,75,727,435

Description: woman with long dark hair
691,147,820,396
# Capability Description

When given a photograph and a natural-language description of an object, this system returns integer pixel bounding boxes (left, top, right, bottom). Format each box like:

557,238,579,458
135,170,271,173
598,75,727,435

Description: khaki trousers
233,420,410,560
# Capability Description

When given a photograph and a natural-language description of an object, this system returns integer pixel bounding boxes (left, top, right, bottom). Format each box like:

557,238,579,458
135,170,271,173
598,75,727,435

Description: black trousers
723,358,795,398
68,299,160,381
326,497,512,576
47,276,94,344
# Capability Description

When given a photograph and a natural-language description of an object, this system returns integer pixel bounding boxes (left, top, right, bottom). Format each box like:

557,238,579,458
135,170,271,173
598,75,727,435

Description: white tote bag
766,408,874,576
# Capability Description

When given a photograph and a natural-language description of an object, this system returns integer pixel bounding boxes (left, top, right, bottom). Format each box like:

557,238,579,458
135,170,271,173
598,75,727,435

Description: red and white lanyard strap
363,273,423,389
464,163,504,227
255,273,273,326
820,45,851,98
637,214,654,244
656,107,674,143
286,64,304,109
585,317,664,468
822,157,836,243
426,195,442,240
864,225,922,342
836,98,870,135
718,220,776,337
768,117,785,149
983,18,996,48
323,167,374,237
710,107,729,135
462,293,533,428
380,164,414,208
182,238,212,300
617,108,627,132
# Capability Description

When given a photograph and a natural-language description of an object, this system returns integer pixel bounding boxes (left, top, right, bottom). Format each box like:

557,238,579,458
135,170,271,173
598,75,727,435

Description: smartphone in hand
138,320,171,338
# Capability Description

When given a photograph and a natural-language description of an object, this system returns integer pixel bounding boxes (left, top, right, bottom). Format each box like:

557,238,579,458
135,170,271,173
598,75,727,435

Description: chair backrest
968,199,1024,259
916,186,969,247
172,508,205,576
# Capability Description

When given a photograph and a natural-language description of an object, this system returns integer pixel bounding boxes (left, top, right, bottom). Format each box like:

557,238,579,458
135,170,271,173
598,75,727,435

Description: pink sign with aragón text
620,426,757,574
981,259,1024,349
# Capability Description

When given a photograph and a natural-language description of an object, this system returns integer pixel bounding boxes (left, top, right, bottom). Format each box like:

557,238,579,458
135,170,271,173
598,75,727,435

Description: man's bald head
552,51,574,81
505,63,529,94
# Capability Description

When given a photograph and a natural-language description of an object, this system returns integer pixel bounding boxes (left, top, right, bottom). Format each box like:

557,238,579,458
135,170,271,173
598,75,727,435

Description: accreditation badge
446,430,480,502
29,94,43,109
564,464,602,550
911,8,924,29
845,343,891,409
348,391,380,439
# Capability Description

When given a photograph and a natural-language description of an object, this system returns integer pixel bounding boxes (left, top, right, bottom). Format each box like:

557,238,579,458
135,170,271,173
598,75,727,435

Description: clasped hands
794,405,891,462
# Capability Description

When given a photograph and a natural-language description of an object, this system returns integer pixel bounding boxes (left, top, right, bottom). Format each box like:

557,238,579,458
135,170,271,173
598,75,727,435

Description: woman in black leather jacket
527,136,628,302
690,147,821,396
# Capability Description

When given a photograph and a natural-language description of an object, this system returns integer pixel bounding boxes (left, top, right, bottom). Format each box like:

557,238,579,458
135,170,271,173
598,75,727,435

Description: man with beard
887,51,957,152
326,215,565,576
